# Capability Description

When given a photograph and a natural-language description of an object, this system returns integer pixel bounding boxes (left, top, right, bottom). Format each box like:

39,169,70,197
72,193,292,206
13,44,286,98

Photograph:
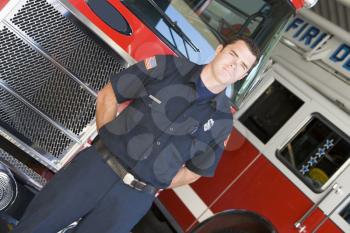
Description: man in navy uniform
12,36,259,233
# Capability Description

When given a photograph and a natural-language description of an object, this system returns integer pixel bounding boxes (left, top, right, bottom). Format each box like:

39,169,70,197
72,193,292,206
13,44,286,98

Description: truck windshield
122,0,293,106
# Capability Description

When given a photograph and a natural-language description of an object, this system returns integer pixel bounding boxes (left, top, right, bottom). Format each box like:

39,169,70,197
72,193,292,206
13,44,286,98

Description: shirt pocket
142,94,170,132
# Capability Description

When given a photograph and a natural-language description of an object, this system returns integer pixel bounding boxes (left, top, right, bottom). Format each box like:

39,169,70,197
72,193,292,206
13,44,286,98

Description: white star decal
307,156,318,166
300,165,310,175
316,147,326,158
324,139,334,150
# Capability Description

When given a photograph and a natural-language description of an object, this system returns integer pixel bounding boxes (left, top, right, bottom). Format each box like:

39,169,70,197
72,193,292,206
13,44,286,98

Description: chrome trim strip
311,193,350,233
295,183,343,232
0,126,59,172
57,119,98,169
3,20,98,98
0,80,81,144
57,0,136,65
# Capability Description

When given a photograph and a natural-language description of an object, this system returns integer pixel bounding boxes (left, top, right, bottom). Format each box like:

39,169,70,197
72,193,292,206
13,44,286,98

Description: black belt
94,139,158,196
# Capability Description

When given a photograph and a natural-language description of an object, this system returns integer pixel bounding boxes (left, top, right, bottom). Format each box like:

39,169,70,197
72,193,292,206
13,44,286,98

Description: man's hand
167,166,201,189
96,82,119,130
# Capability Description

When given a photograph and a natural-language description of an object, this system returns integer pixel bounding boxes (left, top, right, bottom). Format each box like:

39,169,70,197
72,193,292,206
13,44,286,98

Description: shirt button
156,141,161,146
170,127,174,132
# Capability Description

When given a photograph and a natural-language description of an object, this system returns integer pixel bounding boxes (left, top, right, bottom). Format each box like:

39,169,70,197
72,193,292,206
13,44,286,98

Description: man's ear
215,44,224,55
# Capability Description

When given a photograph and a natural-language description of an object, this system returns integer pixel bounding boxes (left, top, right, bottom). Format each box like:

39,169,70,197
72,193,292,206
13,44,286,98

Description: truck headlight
0,162,18,211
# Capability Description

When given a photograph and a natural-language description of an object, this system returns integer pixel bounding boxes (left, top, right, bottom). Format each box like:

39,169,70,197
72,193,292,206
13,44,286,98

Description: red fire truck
3,1,349,233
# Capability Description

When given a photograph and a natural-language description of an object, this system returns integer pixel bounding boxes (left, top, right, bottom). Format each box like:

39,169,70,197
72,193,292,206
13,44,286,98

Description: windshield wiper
146,0,200,52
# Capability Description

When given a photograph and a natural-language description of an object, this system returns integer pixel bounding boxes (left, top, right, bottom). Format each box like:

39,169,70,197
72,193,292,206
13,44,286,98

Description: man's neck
200,64,226,94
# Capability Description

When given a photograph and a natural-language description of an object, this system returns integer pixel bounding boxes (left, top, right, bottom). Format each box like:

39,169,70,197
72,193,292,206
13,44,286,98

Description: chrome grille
9,0,124,88
0,148,46,188
10,0,87,63
0,0,127,169
0,27,56,121
1,90,72,158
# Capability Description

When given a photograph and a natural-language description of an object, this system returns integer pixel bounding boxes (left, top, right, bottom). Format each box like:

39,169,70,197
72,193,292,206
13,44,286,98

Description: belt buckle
123,173,147,192
123,173,135,186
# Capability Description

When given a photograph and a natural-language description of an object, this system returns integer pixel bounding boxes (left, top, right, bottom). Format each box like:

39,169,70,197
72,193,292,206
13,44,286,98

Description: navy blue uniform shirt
196,73,216,102
99,55,233,188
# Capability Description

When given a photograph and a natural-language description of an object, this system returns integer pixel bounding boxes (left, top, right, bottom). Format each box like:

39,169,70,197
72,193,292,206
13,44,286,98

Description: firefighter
12,35,259,233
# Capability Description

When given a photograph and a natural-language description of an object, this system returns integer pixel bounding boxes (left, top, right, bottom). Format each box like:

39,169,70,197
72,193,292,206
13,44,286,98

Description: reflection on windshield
190,0,264,42
146,0,200,53
152,1,215,63
122,0,266,64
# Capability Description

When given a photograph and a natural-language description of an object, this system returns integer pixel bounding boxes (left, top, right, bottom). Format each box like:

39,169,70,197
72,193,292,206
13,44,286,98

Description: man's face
210,40,257,85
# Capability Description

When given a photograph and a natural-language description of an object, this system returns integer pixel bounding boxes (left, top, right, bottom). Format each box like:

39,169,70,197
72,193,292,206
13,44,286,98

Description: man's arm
96,82,119,130
167,166,201,189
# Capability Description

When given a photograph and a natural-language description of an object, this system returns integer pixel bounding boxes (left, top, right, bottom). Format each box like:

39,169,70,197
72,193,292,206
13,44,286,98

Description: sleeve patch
144,56,157,70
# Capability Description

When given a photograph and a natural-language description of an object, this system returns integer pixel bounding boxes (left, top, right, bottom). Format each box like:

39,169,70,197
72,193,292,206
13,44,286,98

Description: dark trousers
12,146,155,233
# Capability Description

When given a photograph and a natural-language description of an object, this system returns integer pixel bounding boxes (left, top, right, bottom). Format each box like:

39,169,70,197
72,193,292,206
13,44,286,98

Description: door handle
294,183,342,233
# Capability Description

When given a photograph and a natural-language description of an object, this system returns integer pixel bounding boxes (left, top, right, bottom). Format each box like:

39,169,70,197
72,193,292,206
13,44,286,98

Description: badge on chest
204,118,215,132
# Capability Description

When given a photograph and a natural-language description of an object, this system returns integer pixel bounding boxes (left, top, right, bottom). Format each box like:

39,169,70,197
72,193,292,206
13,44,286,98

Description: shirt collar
186,64,204,86
187,64,232,112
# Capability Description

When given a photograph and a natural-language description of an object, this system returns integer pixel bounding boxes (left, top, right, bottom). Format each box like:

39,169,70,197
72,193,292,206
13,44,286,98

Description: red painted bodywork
0,0,9,11
291,0,305,10
158,190,196,231
315,219,343,233
158,129,261,232
209,155,342,232
67,0,175,61
191,129,260,206
160,129,342,232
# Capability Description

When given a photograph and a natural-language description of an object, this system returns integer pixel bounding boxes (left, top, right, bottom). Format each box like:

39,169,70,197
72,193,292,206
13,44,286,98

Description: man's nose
231,56,239,65
231,59,238,68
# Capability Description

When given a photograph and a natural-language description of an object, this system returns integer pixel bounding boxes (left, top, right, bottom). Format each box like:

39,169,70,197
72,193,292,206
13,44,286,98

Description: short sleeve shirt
99,55,233,188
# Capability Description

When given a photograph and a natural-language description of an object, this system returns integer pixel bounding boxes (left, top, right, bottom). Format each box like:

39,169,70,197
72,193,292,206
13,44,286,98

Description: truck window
121,0,266,64
239,81,304,143
277,115,350,192
341,201,350,225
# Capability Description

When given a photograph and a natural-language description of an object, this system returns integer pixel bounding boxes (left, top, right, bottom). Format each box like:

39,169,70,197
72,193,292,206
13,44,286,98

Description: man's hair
223,35,261,70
